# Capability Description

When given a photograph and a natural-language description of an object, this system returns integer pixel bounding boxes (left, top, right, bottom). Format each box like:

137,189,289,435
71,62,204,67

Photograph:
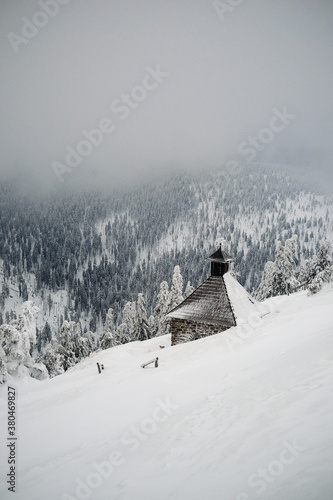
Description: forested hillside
0,163,332,337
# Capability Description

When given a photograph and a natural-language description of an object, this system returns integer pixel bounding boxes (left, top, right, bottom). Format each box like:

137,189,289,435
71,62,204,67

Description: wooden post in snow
141,357,159,368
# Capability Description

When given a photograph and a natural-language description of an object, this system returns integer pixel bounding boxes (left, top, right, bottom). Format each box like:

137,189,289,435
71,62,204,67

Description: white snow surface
1,286,333,500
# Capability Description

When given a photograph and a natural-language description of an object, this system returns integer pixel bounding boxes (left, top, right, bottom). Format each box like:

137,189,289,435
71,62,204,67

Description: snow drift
0,285,333,500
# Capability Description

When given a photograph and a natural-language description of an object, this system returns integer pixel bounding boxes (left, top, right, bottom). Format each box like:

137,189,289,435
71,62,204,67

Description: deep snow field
1,285,333,500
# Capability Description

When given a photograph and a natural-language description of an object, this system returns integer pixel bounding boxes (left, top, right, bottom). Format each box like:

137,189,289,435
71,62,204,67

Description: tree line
1,163,332,338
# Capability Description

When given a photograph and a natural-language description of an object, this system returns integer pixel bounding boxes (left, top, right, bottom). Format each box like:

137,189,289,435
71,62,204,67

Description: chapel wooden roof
166,275,236,327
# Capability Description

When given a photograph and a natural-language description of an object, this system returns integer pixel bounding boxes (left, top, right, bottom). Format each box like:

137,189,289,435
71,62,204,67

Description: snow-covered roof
223,272,263,323
167,272,263,326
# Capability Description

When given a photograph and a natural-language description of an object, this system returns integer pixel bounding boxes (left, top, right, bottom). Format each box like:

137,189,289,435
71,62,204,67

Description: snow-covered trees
35,318,96,376
153,281,171,337
0,301,46,382
100,308,115,349
38,342,64,378
256,237,333,300
112,266,187,343
15,301,40,359
135,293,150,341
168,265,184,309
273,236,299,296
73,322,87,361
114,322,130,345
1,324,27,368
82,330,96,354
115,296,151,344
113,266,187,342
37,321,52,352
114,301,136,345
298,241,333,294
255,236,299,300
255,261,276,301
1,301,40,370
56,319,96,370
58,320,77,371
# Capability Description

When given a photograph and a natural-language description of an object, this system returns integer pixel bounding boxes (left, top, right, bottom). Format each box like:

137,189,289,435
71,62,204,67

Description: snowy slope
1,286,333,500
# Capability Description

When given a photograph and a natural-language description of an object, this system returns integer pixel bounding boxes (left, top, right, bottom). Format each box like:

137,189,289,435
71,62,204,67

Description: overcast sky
0,0,332,191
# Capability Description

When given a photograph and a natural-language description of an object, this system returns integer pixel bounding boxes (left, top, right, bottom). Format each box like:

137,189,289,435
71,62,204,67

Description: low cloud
0,0,332,192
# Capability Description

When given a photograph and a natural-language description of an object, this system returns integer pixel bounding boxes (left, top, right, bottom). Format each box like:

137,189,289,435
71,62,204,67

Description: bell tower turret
207,240,233,277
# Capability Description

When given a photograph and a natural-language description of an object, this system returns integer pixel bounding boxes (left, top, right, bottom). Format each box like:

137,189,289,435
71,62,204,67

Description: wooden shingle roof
166,275,236,328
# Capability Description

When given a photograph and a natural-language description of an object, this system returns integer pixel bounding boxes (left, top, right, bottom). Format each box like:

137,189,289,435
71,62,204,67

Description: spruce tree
39,342,64,378
100,308,115,349
37,321,52,352
298,241,333,294
114,302,136,344
255,235,299,299
83,330,96,353
0,302,40,375
254,261,276,300
58,320,76,371
168,265,184,309
153,281,171,336
135,293,150,341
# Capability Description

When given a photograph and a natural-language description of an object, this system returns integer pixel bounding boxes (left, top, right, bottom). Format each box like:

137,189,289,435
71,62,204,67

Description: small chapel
166,242,263,346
